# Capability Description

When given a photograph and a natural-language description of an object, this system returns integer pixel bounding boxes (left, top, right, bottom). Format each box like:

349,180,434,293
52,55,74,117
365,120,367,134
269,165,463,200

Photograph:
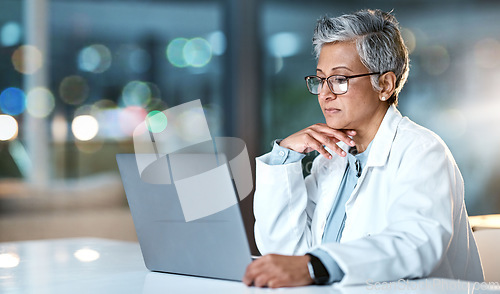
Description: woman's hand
280,124,356,159
243,254,313,288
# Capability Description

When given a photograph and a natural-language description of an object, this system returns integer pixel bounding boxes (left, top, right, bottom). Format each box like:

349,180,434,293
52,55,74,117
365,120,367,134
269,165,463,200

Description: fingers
243,257,267,286
280,124,357,159
345,129,357,136
304,132,344,159
242,262,257,286
305,126,355,158
254,274,270,287
310,124,356,147
304,134,335,159
243,258,266,287
243,254,314,288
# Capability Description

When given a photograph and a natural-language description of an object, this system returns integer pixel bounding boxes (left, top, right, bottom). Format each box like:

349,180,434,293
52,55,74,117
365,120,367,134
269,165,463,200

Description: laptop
116,153,253,281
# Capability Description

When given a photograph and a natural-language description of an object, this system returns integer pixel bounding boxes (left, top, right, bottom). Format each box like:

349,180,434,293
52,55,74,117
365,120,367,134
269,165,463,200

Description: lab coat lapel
345,105,403,210
315,106,404,244
314,148,348,245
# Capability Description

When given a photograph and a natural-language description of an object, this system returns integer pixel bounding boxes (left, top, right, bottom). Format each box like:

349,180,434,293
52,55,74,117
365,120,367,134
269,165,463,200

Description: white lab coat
254,105,484,286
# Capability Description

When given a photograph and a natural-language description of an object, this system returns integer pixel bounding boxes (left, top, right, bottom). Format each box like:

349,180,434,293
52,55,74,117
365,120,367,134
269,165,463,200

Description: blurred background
1,0,500,254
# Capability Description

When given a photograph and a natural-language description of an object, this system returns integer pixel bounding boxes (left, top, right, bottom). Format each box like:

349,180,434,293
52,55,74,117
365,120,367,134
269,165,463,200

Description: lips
324,107,340,114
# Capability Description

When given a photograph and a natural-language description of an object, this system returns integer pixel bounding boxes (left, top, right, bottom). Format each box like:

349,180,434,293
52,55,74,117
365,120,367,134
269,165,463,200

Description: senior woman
243,9,483,288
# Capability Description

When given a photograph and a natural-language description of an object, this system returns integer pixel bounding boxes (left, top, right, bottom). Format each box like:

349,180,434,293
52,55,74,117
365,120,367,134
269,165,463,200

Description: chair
473,229,500,282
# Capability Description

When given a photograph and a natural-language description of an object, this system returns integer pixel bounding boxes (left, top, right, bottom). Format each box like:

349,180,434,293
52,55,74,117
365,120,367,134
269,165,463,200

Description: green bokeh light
146,110,168,133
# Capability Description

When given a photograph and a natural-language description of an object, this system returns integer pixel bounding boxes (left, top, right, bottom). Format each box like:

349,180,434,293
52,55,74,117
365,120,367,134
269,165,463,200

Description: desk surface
0,238,499,294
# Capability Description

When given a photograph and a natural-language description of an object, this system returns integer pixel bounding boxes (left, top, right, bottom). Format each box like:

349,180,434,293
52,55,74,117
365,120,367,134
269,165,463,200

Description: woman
243,9,483,288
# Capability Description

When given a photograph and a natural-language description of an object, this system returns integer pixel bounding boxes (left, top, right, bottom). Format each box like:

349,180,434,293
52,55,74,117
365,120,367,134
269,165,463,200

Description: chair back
474,229,500,282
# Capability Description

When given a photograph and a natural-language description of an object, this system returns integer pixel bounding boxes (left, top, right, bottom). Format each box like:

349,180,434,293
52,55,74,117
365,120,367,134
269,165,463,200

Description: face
316,42,386,132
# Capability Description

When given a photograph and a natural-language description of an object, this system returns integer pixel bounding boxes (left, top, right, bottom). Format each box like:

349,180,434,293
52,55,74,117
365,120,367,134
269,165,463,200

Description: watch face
307,261,316,280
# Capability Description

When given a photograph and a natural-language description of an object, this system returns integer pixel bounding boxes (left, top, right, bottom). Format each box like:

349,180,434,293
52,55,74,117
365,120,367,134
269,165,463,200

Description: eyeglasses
304,72,380,95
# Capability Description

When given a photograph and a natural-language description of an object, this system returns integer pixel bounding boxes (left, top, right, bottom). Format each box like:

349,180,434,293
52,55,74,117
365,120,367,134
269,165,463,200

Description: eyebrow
316,66,353,73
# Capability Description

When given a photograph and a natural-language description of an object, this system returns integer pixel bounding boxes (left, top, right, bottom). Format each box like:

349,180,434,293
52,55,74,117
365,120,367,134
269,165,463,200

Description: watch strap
306,253,330,285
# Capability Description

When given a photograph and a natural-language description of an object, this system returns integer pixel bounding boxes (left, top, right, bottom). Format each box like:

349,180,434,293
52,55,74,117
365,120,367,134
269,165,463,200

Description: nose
318,80,336,101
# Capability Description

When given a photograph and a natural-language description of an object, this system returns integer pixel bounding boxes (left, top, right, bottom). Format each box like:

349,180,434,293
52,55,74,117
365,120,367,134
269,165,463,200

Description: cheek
349,85,379,106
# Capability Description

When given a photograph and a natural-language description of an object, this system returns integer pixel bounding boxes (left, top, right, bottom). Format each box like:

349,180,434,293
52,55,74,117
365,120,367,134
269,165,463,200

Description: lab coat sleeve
320,135,458,285
254,152,321,255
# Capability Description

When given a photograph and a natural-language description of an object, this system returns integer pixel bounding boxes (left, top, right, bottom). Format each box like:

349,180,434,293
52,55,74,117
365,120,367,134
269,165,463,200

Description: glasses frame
304,72,381,95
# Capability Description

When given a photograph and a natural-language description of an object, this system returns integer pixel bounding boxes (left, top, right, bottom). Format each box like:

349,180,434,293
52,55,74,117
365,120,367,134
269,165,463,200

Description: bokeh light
0,253,20,268
74,248,100,262
268,32,300,58
146,110,168,133
0,115,18,141
420,44,450,75
118,106,147,136
117,44,152,74
184,38,212,67
72,115,99,141
26,87,55,118
52,114,68,143
208,31,227,56
474,38,500,69
0,87,26,115
1,22,22,47
175,108,209,142
59,75,89,105
90,100,120,139
166,38,189,68
401,27,417,54
78,44,112,73
11,45,43,74
121,81,151,107
95,108,122,139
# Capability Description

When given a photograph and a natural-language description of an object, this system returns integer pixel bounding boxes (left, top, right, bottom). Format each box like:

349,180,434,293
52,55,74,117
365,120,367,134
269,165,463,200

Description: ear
378,72,396,101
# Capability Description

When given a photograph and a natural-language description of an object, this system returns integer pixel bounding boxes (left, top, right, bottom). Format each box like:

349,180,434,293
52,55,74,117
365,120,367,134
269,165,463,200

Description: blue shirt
268,140,372,283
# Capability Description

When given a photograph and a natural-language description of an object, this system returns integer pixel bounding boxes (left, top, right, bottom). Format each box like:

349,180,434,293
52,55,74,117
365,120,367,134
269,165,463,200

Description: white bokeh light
26,87,55,118
0,114,18,141
208,31,227,56
72,115,99,141
52,114,68,143
268,32,300,58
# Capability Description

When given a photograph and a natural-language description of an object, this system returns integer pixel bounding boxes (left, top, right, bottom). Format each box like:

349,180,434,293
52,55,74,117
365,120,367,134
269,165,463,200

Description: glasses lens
306,77,322,94
328,76,348,94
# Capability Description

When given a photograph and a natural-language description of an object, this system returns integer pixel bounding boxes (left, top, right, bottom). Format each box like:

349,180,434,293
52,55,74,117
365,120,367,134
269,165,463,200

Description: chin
325,119,346,130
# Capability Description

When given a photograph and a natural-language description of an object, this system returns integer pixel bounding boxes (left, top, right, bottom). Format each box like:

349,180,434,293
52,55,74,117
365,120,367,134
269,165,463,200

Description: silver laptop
116,153,253,281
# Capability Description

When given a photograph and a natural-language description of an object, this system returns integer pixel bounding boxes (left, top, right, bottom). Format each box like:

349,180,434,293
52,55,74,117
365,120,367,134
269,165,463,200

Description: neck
353,104,390,153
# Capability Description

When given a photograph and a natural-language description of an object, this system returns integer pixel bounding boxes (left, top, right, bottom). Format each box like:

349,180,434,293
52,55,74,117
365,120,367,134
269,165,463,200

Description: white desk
0,238,498,294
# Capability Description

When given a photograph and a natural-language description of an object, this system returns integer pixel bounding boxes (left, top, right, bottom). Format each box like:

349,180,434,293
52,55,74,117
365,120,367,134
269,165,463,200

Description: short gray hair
313,9,409,105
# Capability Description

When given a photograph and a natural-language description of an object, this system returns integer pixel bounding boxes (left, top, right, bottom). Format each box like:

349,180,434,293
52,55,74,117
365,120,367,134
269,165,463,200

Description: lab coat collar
330,105,403,170
336,105,403,168
366,104,404,167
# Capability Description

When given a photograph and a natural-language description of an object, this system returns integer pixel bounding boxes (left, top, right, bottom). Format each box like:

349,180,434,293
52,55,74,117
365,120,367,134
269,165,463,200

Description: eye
333,76,347,84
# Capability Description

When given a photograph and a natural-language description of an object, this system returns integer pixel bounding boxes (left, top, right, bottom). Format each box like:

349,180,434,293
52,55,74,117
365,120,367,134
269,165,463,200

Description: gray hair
313,9,409,105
